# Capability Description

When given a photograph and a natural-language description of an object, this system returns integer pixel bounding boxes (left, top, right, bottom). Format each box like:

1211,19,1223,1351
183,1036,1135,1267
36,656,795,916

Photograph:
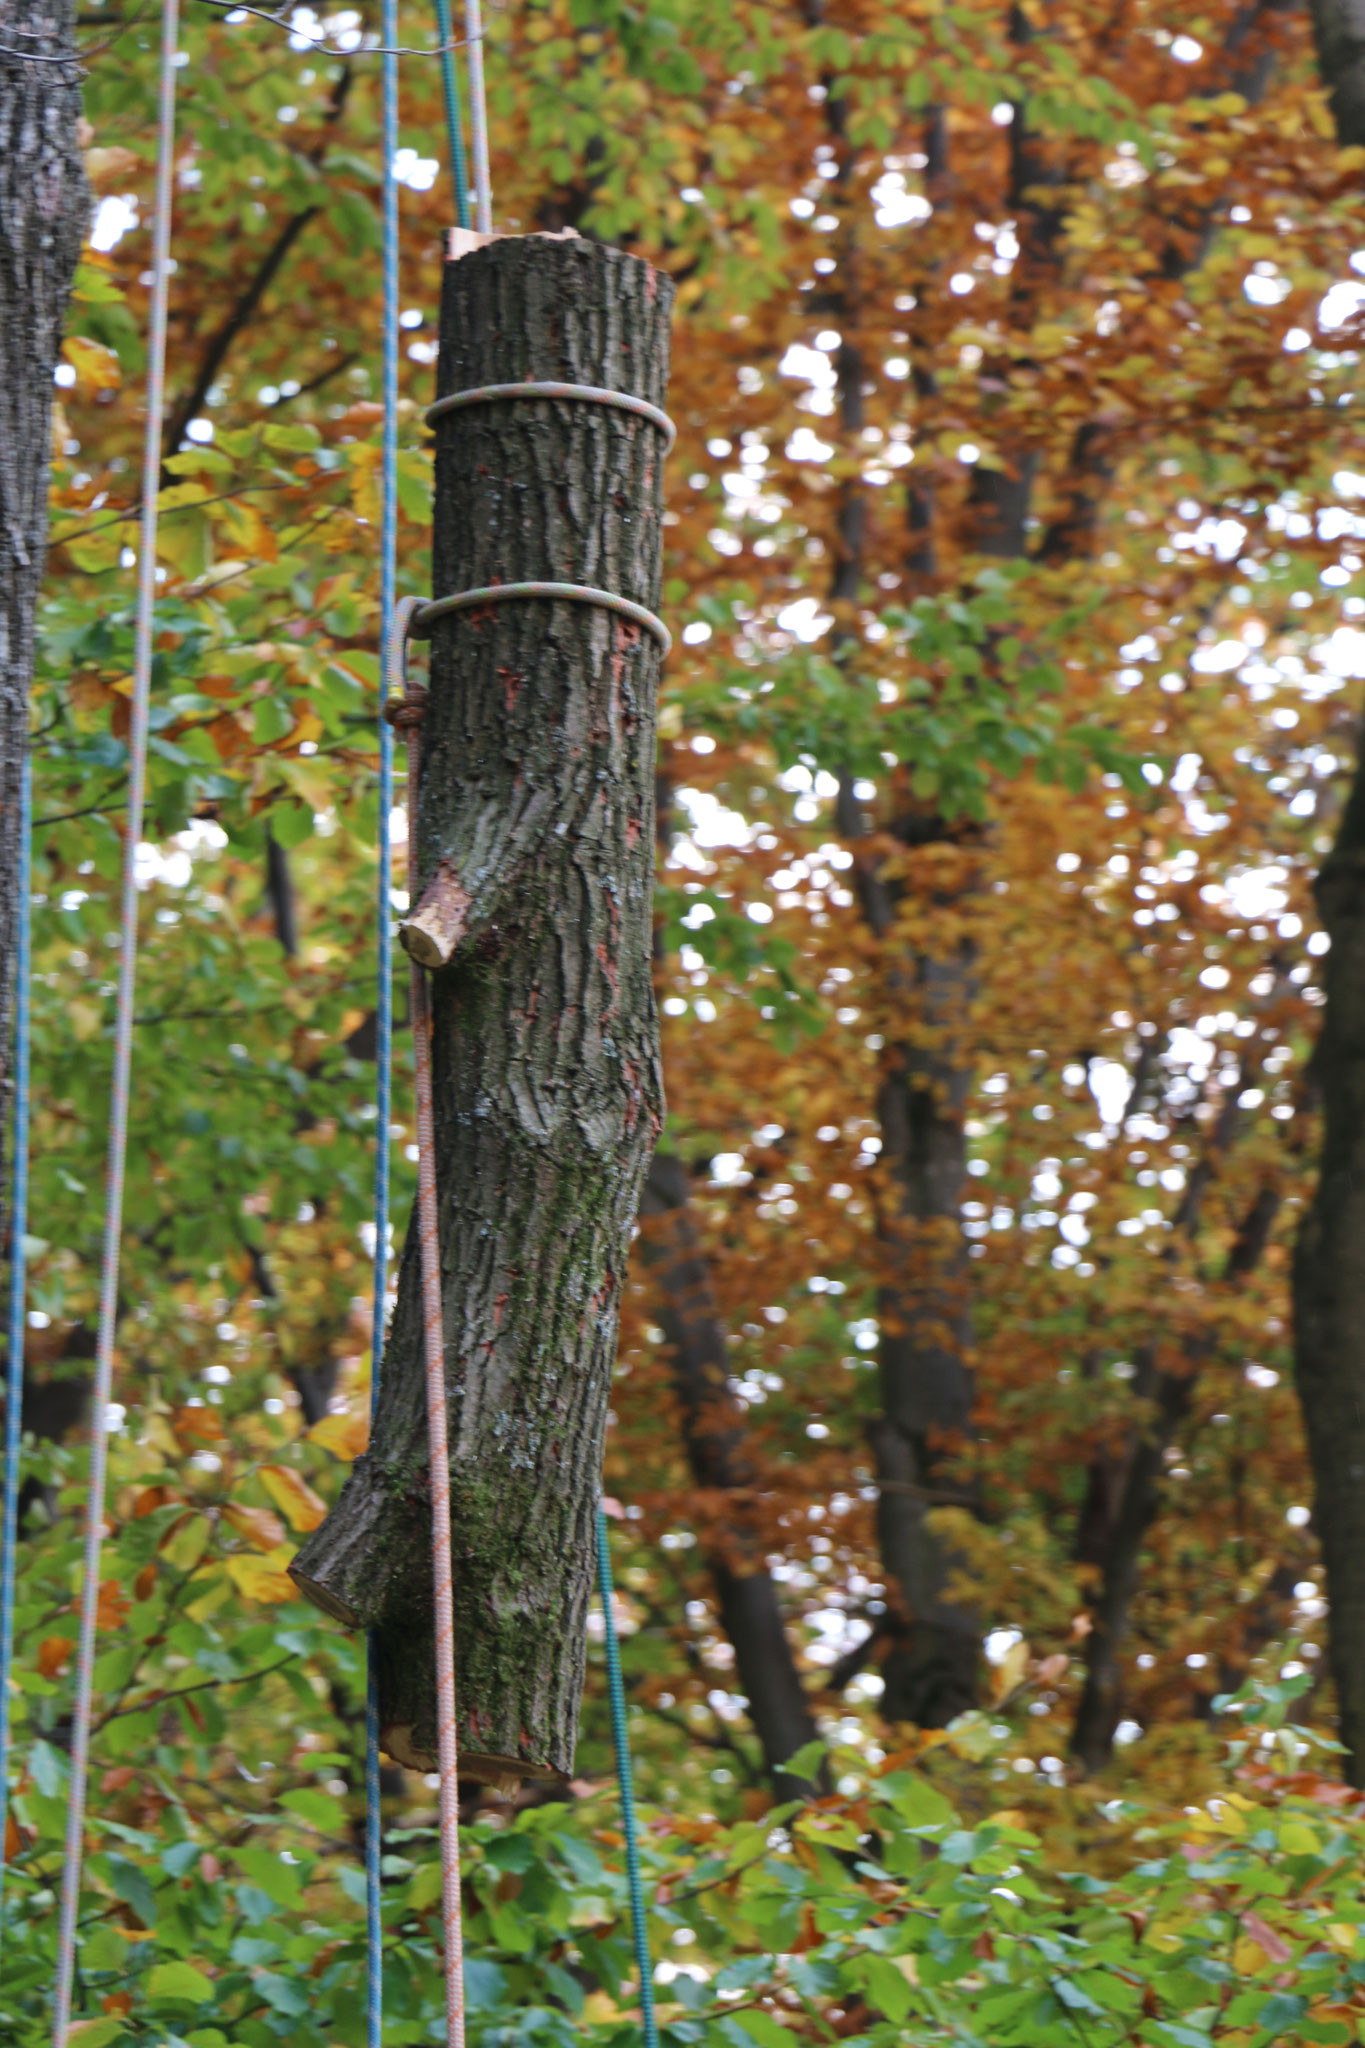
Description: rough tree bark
0,5,88,1239
1294,740,1365,1782
292,237,671,1787
638,1152,822,1795
1293,0,1365,1788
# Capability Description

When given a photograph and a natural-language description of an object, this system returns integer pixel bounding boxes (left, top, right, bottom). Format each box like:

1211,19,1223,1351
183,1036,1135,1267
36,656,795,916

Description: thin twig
95,1651,299,1729
189,0,479,59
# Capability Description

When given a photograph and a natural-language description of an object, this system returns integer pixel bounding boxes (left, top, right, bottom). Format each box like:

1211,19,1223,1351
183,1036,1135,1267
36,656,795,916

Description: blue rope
366,6,402,2041
0,748,33,1967
596,1508,658,2048
432,0,470,231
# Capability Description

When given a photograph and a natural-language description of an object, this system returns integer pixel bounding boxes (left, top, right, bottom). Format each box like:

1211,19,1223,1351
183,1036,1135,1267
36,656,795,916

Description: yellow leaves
308,1409,370,1461
68,1000,102,1043
989,1636,1030,1703
344,440,383,524
221,1502,288,1553
286,707,324,753
1278,1818,1322,1857
221,496,280,564
1306,87,1338,139
63,335,121,394
259,1464,328,1531
1188,1798,1246,1837
224,1546,298,1605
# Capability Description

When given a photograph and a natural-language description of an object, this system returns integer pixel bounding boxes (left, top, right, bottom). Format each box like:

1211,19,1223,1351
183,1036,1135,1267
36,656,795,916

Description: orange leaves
171,1405,225,1450
258,1464,328,1531
96,1579,130,1630
38,1636,73,1679
221,1502,289,1553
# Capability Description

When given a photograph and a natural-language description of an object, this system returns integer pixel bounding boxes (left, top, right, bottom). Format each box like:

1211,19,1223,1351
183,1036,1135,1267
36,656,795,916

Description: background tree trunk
0,5,88,1242
1294,738,1365,1783
638,1151,822,1795
293,237,672,1786
1296,0,1365,1787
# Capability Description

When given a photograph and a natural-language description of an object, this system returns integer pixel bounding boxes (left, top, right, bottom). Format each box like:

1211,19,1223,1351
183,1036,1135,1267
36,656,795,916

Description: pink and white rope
386,598,466,2048
52,0,179,2037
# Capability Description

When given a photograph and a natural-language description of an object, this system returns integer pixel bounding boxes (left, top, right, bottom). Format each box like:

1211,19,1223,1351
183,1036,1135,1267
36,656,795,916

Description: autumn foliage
6,0,1365,2035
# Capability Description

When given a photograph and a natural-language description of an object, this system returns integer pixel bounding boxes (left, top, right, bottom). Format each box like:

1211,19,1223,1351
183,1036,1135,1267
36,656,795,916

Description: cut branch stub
291,236,672,1785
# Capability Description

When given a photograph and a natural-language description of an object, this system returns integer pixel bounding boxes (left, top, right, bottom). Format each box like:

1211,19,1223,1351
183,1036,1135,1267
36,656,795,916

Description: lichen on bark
292,237,672,1786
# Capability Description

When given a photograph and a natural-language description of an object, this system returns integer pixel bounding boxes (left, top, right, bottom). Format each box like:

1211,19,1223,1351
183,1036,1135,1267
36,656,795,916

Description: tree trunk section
292,237,671,1787
1294,735,1365,1784
1295,10,1365,1787
638,1152,822,1796
0,7,87,1243
868,932,981,1727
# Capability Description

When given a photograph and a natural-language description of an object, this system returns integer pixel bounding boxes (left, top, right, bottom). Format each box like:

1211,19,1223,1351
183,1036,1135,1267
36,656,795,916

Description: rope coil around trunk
52,2,180,2038
426,380,677,455
411,583,671,653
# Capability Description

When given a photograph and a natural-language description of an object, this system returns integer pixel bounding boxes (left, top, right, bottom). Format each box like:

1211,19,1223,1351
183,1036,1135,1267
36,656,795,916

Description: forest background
8,0,1365,2041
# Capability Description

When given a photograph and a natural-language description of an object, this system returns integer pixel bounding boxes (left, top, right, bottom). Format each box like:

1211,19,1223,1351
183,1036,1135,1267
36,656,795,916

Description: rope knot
385,684,428,732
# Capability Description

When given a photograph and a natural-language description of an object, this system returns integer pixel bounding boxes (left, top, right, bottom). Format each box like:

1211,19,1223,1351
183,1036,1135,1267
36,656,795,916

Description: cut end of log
382,1722,569,1793
446,225,580,261
398,859,471,970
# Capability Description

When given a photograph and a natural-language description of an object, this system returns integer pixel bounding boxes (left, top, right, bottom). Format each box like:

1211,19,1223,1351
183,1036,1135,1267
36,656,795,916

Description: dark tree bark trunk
867,930,981,1728
1295,4,1365,1788
1294,732,1365,1784
0,5,88,1234
1071,1174,1279,1772
292,237,671,1787
638,1152,822,1796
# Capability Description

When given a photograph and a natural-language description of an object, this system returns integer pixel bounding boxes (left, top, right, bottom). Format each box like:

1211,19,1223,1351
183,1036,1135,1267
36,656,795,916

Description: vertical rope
382,604,465,2048
366,3,403,2041
463,0,491,233
0,750,33,1967
432,0,470,231
597,1507,658,2048
407,755,466,2048
51,1,179,2037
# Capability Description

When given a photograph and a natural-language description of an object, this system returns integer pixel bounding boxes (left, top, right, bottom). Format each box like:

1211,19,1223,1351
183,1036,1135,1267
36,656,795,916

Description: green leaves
146,1959,215,2004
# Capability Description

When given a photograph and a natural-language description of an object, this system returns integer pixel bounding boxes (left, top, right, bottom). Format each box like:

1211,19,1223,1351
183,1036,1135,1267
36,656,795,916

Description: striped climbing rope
383,603,467,2048
51,1,180,2038
364,0,402,2039
363,7,473,2039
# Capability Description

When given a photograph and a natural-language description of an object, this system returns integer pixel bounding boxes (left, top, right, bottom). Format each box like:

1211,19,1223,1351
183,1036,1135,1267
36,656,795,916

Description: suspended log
292,235,672,1786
